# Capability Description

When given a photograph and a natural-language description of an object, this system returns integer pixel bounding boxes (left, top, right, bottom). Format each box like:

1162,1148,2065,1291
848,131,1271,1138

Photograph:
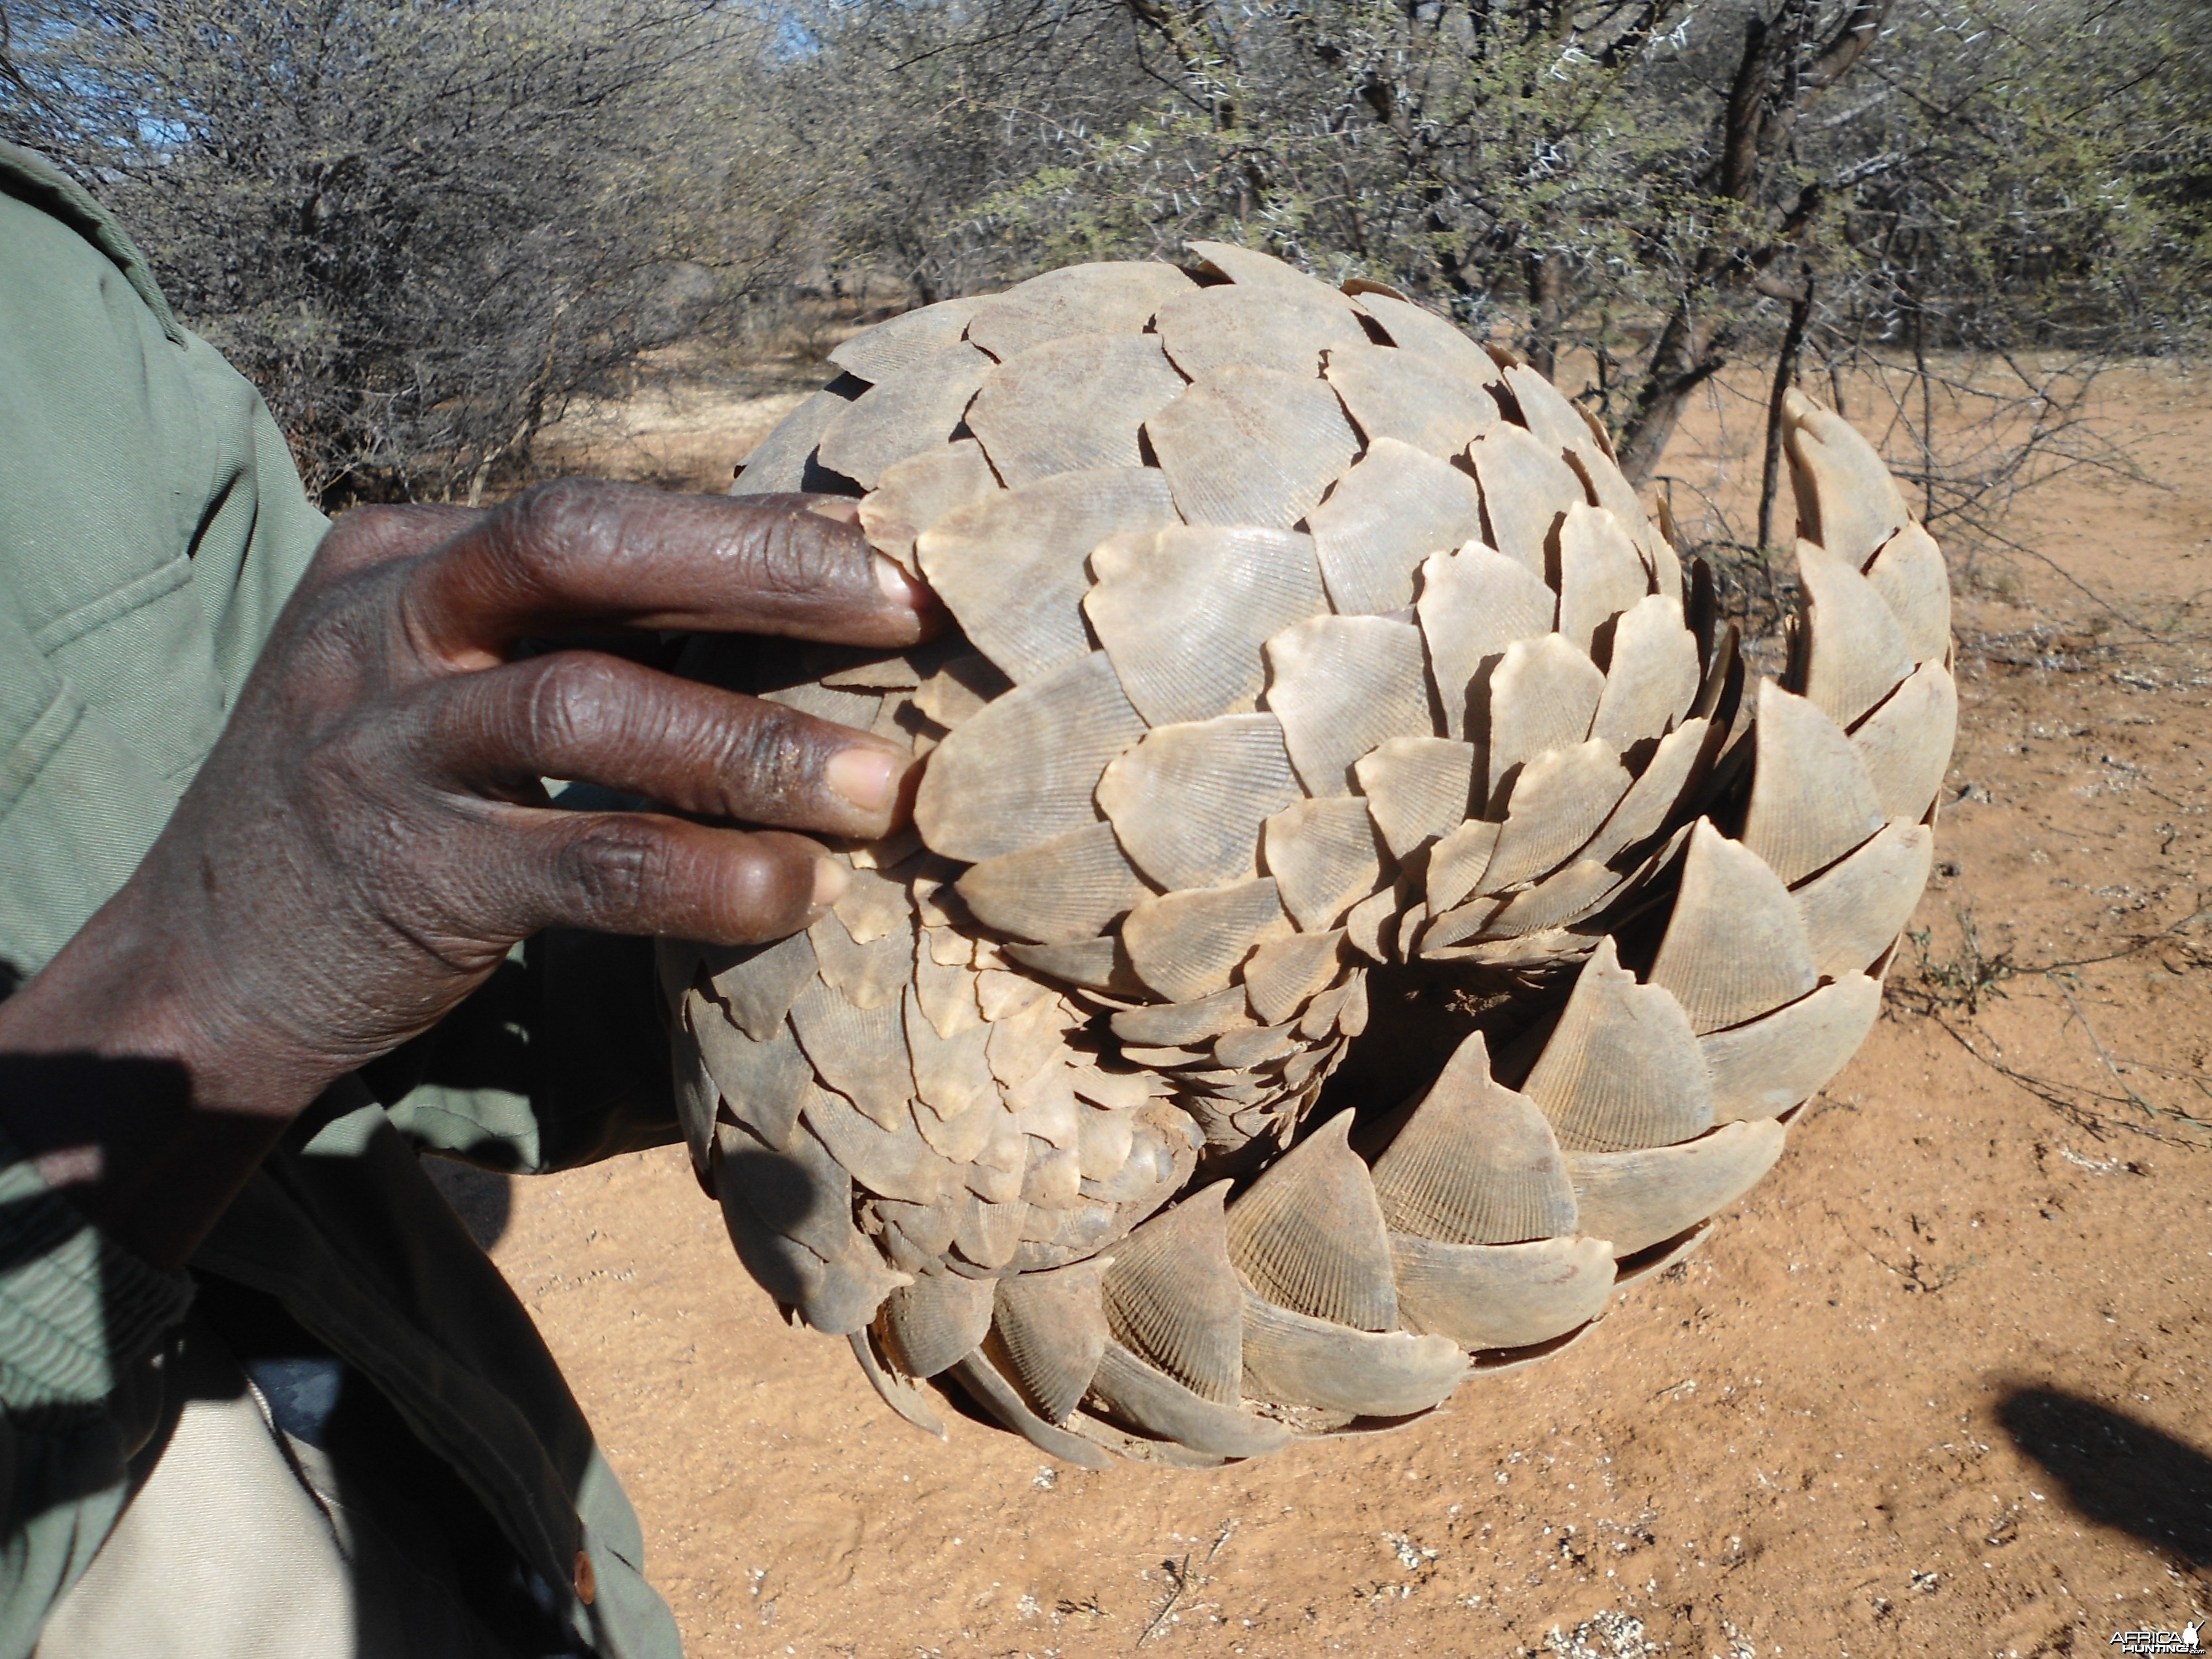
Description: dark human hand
0,481,933,1263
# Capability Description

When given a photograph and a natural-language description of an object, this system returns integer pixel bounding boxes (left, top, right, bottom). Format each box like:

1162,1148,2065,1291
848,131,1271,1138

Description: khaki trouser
37,1317,528,1659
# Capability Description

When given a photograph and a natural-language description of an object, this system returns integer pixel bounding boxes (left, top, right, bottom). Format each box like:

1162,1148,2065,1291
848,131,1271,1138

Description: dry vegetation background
7,2,2212,1653
6,0,2208,535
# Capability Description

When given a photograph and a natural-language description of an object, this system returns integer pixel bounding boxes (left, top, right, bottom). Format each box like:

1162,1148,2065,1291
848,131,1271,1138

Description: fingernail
873,552,928,607
811,856,850,910
826,745,899,812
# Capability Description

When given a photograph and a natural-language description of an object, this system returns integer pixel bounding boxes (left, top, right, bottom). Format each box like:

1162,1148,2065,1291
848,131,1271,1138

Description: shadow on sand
1997,1384,2212,1569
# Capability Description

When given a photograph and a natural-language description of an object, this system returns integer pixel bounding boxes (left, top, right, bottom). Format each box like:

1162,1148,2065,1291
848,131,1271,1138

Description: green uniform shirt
0,141,685,1658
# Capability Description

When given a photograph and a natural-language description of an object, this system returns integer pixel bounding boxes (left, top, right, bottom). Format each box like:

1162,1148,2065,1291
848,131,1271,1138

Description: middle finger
418,649,914,839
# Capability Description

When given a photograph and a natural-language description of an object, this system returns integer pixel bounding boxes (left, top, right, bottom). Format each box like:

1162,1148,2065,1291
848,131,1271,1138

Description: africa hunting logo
2110,1622,2201,1656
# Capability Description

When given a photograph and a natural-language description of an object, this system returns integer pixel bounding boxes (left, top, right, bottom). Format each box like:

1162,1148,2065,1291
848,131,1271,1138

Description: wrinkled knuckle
503,478,611,583
510,476,599,533
755,510,857,599
524,655,628,762
557,818,670,919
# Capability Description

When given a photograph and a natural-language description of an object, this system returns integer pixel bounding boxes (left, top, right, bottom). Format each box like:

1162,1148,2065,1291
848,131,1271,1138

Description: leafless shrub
1,0,827,503
6,0,2205,525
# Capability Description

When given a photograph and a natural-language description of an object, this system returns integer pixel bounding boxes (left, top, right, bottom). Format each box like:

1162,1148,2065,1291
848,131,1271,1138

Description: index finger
401,479,936,671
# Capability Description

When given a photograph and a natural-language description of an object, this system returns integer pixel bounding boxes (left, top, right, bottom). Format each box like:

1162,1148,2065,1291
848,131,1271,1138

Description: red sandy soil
430,357,2212,1659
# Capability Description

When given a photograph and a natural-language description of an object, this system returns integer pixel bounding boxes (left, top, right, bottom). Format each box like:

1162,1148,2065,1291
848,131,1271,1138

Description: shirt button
573,1548,597,1606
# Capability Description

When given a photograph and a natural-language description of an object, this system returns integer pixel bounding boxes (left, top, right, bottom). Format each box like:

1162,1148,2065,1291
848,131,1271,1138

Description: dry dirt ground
434,357,2212,1659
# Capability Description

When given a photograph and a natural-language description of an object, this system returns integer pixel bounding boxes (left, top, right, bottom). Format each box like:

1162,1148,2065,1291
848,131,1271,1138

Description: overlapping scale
1556,504,1652,653
1354,291,1504,385
955,823,1151,946
961,261,1193,360
989,1258,1111,1423
1083,527,1326,726
1521,936,1715,1152
1098,714,1302,890
1098,1182,1243,1402
1261,799,1383,932
1738,680,1888,886
912,651,1144,861
1238,1295,1468,1417
816,341,994,489
829,296,983,382
1794,821,1934,978
1154,281,1370,382
1590,594,1700,752
1416,545,1558,741
1796,538,1914,730
1780,387,1908,566
1390,1234,1616,1352
1264,615,1433,796
916,467,1178,685
1567,1119,1788,1258
689,991,812,1150
964,333,1186,486
1477,741,1632,895
1355,735,1477,859
1369,1035,1578,1244
1702,976,1883,1122
1147,366,1360,529
669,242,1955,1464
730,388,851,495
1224,1113,1397,1330
1307,438,1486,615
1865,523,1952,662
1468,422,1587,573
1852,661,1958,823
1324,342,1499,457
1646,822,1820,1036
1121,878,1290,1002
881,1271,997,1378
702,928,817,1041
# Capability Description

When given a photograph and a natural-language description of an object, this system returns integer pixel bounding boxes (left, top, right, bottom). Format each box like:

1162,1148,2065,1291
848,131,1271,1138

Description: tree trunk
1912,293,1936,521
1757,270,1814,553
1614,1,1888,487
1612,294,1732,486
1525,249,1568,380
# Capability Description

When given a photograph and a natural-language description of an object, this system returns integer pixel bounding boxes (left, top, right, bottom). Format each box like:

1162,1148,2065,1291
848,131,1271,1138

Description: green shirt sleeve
0,148,329,980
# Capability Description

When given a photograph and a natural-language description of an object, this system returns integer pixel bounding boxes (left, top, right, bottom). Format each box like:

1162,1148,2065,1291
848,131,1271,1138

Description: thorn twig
1135,1519,1237,1647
